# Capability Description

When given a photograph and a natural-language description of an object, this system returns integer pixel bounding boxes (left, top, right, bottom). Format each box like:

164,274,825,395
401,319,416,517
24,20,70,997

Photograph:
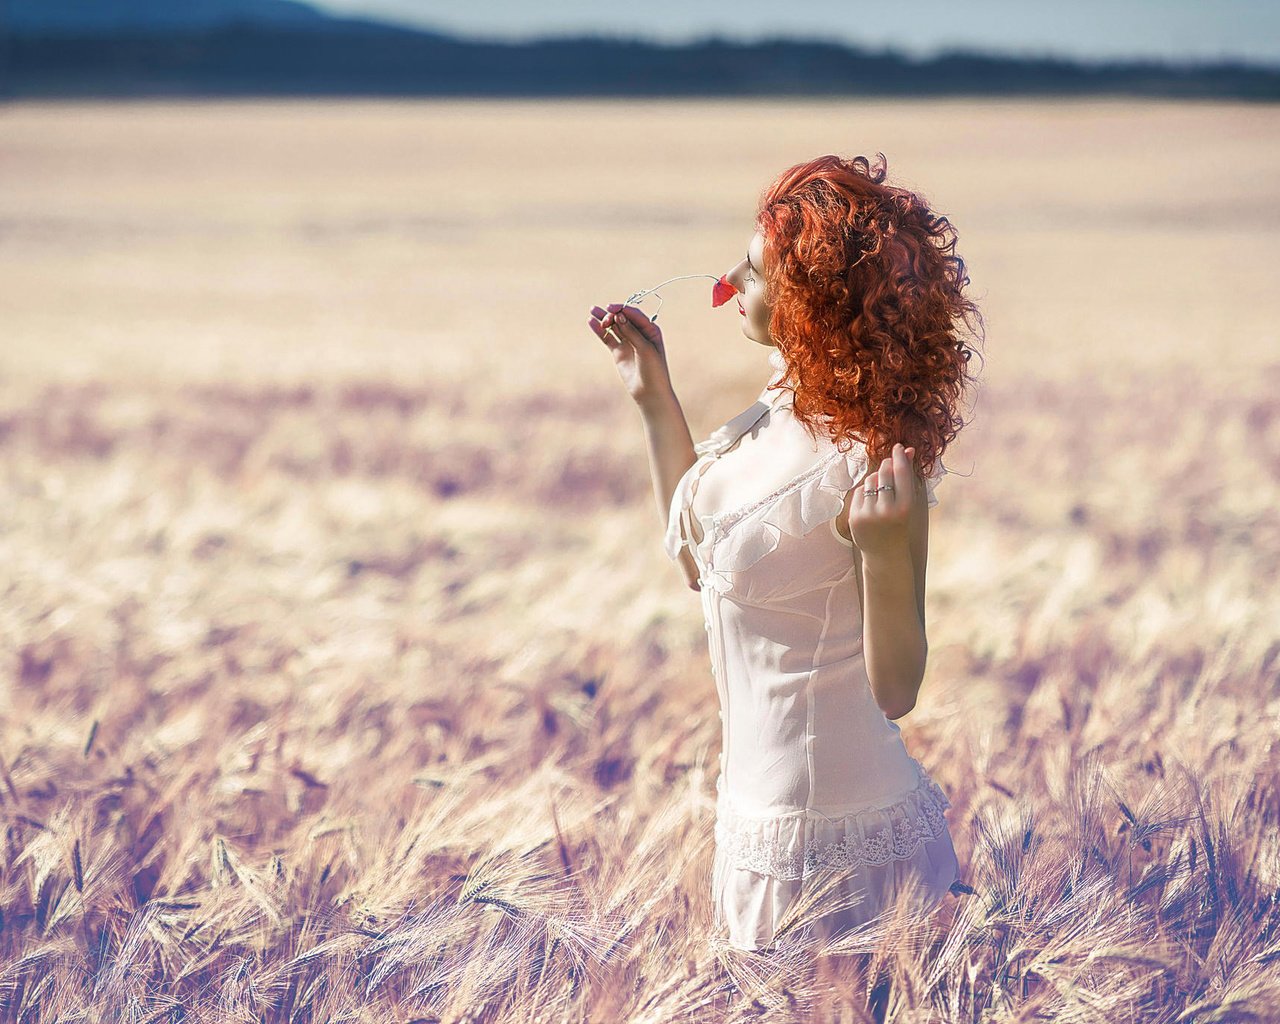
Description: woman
586,153,983,954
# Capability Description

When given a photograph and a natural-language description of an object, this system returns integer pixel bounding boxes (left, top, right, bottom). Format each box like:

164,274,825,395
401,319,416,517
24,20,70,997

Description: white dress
664,349,960,953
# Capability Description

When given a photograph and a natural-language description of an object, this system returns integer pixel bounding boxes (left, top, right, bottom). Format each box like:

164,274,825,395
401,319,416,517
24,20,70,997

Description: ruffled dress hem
714,758,951,880
710,759,960,953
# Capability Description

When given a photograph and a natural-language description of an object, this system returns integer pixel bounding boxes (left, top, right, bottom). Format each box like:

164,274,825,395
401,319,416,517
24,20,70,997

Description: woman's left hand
848,443,920,560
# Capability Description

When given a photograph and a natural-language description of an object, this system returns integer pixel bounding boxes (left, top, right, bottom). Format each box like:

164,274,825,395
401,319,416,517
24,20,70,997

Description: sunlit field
1,97,1278,1021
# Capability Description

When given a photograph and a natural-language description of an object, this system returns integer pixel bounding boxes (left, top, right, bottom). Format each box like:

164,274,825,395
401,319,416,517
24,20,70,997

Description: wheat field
1,97,1278,1022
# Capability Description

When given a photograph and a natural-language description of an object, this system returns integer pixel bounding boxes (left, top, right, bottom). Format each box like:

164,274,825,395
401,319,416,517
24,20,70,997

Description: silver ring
863,484,894,496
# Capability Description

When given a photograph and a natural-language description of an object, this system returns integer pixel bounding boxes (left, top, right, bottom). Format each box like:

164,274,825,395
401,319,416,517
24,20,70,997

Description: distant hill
2,0,330,32
1,12,1277,101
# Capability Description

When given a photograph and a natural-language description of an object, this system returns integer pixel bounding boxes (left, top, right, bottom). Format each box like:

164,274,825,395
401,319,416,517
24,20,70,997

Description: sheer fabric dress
664,349,960,953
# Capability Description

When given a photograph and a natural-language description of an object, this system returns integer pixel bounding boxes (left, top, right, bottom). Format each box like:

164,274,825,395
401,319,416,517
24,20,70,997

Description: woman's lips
738,303,746,317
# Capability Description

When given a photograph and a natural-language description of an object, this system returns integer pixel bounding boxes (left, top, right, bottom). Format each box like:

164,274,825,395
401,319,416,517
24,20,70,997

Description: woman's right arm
587,302,702,591
636,388,701,590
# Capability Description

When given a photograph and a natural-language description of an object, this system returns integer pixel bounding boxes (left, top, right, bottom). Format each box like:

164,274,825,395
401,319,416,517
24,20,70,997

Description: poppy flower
619,273,738,323
712,274,738,308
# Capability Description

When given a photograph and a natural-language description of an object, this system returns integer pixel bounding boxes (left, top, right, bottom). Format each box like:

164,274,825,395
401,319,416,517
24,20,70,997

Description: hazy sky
310,0,1280,65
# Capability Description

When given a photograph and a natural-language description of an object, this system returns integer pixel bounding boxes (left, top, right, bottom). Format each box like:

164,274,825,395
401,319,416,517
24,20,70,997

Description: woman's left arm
848,443,930,720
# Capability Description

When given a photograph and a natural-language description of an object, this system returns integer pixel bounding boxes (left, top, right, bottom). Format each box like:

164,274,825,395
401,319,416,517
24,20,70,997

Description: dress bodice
662,349,956,951
664,349,944,606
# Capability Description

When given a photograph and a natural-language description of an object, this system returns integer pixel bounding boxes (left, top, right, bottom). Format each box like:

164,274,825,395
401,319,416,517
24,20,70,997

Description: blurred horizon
309,0,1280,67
6,0,1279,71
7,0,1278,102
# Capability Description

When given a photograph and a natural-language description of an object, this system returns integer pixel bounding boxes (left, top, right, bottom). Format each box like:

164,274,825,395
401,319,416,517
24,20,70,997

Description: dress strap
663,366,788,562
694,400,768,459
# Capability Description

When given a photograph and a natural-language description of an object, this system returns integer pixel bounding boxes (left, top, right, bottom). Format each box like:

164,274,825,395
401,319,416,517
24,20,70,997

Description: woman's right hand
587,303,672,406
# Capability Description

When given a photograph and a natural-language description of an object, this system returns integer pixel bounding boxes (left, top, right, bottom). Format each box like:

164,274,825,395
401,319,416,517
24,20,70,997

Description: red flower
711,274,738,307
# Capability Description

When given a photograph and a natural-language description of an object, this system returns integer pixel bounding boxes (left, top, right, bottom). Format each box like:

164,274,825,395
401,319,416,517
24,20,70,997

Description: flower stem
625,274,722,304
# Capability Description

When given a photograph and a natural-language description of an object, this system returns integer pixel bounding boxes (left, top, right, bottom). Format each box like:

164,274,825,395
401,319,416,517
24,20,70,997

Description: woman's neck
765,347,791,400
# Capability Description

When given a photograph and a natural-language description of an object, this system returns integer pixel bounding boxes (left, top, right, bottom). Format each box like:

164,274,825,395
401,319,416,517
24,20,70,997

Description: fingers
609,310,651,349
588,303,659,352
878,449,895,503
895,444,917,501
590,305,629,327
587,306,629,351
597,304,647,328
588,304,622,333
878,443,916,508
608,305,658,345
587,308,619,347
854,469,877,507
857,445,914,509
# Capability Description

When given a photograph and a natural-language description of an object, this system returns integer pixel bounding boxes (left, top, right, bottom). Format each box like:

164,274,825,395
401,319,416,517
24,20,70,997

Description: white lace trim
693,444,945,593
713,762,952,881
696,444,867,589
663,369,948,574
712,448,846,534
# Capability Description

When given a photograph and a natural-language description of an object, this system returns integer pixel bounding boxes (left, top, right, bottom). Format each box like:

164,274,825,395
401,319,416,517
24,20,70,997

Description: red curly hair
755,153,983,481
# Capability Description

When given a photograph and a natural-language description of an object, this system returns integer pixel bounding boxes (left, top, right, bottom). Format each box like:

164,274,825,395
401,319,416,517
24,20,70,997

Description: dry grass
0,97,1278,1022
